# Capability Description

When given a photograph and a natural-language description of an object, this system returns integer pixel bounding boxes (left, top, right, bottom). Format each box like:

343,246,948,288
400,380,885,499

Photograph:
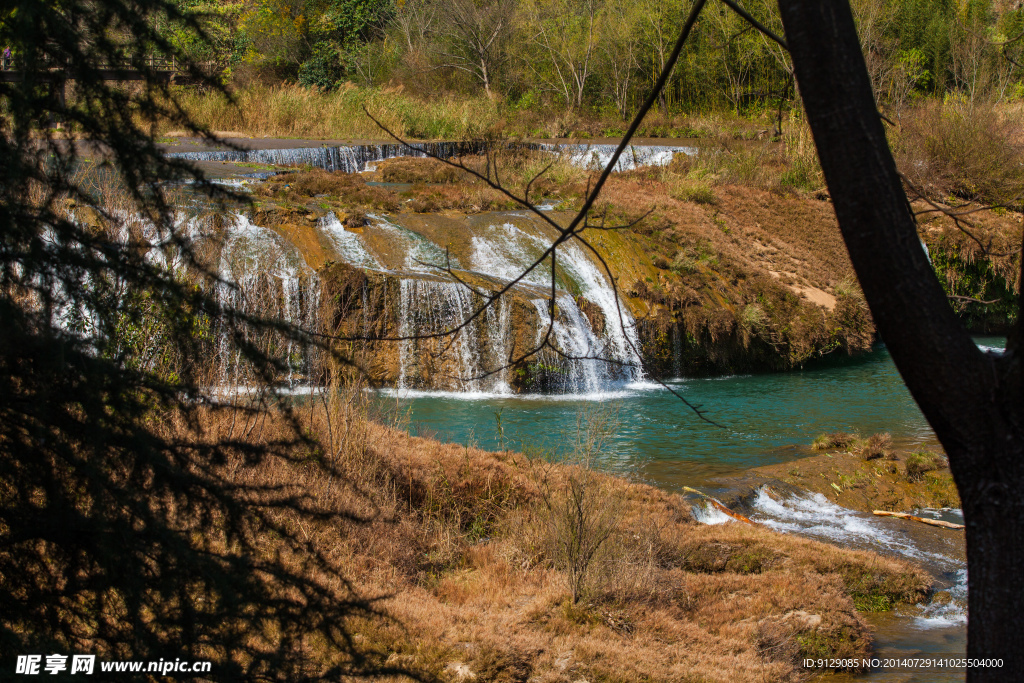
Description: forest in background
162,0,1024,119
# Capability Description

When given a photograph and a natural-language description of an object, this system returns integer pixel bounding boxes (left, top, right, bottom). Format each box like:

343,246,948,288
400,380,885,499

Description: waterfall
180,205,649,394
531,296,605,394
672,324,682,378
370,214,460,271
320,213,382,269
395,277,503,393
169,140,692,174
212,214,320,390
484,296,513,394
467,220,644,385
553,240,645,383
169,141,522,173
76,199,654,394
538,142,696,172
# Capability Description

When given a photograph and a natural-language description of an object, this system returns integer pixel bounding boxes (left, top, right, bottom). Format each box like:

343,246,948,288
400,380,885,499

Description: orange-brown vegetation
894,100,1024,208
752,435,960,514
178,395,932,682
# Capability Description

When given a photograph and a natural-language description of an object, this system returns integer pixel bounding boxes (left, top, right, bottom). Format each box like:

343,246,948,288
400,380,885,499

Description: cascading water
170,140,693,174
369,214,460,272
169,141,520,173
530,296,606,394
212,214,321,390
146,206,651,395
165,134,686,393
396,277,497,393
320,213,382,269
467,220,645,388
538,142,696,172
693,486,969,631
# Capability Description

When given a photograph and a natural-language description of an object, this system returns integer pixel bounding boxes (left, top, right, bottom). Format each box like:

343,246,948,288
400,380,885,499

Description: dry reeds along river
379,339,1003,682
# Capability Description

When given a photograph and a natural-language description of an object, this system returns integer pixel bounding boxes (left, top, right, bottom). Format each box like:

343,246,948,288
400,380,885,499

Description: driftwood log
872,510,965,530
683,486,759,526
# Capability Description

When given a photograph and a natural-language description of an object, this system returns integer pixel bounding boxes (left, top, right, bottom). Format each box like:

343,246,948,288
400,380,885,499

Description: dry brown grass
252,169,401,212
862,433,895,461
895,99,1024,207
812,432,858,452
164,82,780,143
165,84,506,140
163,392,932,682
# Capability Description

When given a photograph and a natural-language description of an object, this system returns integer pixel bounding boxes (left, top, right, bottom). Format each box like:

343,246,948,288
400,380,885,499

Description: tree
776,0,1022,675
519,0,600,110
596,0,644,120
0,1,393,679
432,0,514,98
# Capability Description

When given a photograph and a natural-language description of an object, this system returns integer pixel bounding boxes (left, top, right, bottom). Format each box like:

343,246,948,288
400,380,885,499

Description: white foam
375,387,643,401
750,486,971,630
750,487,952,565
370,214,458,271
319,213,383,269
976,344,1006,356
541,143,697,172
914,568,968,629
691,501,735,525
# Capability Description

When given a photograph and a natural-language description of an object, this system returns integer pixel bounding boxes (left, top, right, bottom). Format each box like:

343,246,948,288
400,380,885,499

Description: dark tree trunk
776,1,1024,677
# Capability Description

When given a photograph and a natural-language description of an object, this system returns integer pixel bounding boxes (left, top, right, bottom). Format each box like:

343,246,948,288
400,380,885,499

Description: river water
378,338,1005,681
380,341,1004,489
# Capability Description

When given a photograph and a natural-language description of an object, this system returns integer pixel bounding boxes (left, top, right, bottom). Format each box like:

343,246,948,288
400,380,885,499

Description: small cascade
320,213,382,269
169,141,516,173
671,324,682,378
170,140,692,174
739,486,968,629
554,240,645,384
530,296,605,393
330,216,647,394
484,296,513,394
370,214,460,272
395,277,507,393
538,142,696,172
467,221,642,380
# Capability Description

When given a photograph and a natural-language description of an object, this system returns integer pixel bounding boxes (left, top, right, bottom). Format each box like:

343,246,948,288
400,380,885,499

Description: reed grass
168,393,930,682
166,84,506,140
161,82,786,143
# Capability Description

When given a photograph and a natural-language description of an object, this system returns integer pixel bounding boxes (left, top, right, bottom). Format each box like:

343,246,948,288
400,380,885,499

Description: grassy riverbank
746,434,960,514
191,399,930,682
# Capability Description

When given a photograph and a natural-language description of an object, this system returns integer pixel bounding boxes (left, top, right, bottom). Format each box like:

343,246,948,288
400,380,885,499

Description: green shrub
812,432,858,451
298,42,345,91
671,180,718,205
862,432,894,460
905,450,945,482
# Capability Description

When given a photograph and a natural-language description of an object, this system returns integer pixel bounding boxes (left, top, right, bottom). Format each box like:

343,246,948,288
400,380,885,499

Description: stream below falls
375,338,1007,681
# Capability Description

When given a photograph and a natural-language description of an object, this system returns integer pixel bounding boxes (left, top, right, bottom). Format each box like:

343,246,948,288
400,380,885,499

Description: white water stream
693,485,968,632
